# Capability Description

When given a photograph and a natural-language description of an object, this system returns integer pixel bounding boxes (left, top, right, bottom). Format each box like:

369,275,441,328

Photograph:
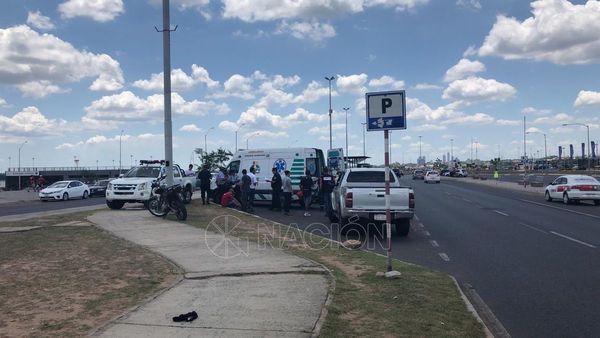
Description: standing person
300,170,313,217
28,175,35,192
247,167,257,212
37,175,46,191
240,169,251,212
269,167,282,211
185,164,195,176
281,170,293,216
214,167,228,203
198,164,212,205
319,167,336,218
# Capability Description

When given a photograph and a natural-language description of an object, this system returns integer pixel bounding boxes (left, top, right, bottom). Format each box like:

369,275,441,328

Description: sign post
366,90,406,273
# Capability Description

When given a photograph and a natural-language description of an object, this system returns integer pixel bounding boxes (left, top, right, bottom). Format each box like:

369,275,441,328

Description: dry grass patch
0,215,178,337
184,203,485,338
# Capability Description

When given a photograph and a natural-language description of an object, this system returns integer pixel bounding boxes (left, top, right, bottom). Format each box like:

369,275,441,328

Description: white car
39,180,90,201
424,170,441,184
544,175,600,205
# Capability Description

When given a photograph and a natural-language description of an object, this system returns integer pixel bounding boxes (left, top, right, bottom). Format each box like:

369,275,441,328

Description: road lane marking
423,231,431,237
518,199,600,220
414,215,420,221
493,210,510,217
462,198,472,203
439,253,450,261
430,240,439,247
550,231,597,249
418,222,425,228
518,222,548,234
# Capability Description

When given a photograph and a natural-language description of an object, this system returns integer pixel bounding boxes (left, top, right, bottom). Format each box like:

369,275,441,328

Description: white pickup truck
331,168,415,236
105,161,196,210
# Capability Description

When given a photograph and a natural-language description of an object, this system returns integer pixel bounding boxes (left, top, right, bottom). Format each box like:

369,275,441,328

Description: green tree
196,148,233,171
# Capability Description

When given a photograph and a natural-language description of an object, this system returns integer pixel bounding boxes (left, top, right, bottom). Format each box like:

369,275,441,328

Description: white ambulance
227,148,327,202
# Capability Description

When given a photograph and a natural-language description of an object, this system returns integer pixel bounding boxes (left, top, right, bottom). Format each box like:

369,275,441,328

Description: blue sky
1,0,599,171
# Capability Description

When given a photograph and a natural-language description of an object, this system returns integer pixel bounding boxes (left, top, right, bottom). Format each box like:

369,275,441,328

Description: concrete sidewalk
444,176,546,194
88,210,330,338
0,189,40,204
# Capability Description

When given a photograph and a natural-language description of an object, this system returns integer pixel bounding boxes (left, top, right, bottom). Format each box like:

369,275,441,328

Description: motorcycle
147,175,188,220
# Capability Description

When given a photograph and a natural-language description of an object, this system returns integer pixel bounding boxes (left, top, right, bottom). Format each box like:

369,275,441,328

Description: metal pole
450,138,453,165
18,140,27,190
524,116,527,169
161,0,174,186
32,157,35,168
586,125,590,170
343,107,349,157
419,136,422,164
361,122,366,157
325,76,335,150
384,130,392,272
119,130,123,174
235,123,245,152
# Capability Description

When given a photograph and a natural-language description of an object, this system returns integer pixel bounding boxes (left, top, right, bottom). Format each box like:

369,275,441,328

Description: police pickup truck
105,160,196,210
331,168,415,236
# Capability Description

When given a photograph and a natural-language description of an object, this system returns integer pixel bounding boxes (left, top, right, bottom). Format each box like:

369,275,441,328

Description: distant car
451,169,468,177
412,170,425,180
544,175,600,205
424,170,441,184
440,169,451,176
39,180,90,201
89,179,111,197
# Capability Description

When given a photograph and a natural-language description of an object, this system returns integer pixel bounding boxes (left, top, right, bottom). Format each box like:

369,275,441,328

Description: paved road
0,196,105,217
250,178,600,338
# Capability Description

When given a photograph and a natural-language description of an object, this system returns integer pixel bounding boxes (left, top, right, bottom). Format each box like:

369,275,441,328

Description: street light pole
343,107,350,157
235,123,245,152
32,157,35,168
119,130,124,174
325,76,335,150
361,122,366,157
418,136,422,165
450,138,454,165
562,123,590,169
246,132,260,149
204,127,214,154
18,140,27,190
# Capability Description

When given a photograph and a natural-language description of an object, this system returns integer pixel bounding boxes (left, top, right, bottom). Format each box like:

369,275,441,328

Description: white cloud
574,90,600,107
17,81,68,99
242,130,288,139
444,59,485,82
413,124,447,131
0,25,124,95
406,97,495,125
293,81,330,104
83,91,229,127
210,74,255,100
456,0,481,10
0,97,7,106
496,119,520,126
442,77,516,103
179,124,202,132
133,64,219,92
532,113,574,124
522,106,551,115
0,106,68,137
27,11,55,30
368,75,405,89
336,74,367,95
276,20,336,41
309,123,345,134
413,83,441,90
478,0,600,64
55,142,83,150
59,0,124,22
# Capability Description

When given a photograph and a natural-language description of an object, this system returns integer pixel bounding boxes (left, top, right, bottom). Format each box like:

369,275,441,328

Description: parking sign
366,90,406,131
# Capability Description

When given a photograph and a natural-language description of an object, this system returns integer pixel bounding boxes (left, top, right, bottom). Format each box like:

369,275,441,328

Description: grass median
0,211,179,337
184,202,485,337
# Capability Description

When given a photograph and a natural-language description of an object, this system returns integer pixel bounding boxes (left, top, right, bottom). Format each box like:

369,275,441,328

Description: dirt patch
0,221,178,338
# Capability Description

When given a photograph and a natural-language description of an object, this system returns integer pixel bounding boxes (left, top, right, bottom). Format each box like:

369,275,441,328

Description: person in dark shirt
240,169,251,212
319,167,336,218
198,164,212,205
300,170,313,217
269,167,282,211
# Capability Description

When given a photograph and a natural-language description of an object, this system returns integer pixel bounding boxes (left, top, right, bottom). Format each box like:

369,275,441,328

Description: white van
227,148,326,202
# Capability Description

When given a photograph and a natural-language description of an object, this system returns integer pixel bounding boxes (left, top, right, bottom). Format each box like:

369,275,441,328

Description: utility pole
235,123,245,152
361,122,367,157
204,127,214,154
523,115,527,169
325,76,335,150
450,138,454,165
158,0,176,186
18,140,27,190
119,130,124,174
343,107,350,157
418,136,422,165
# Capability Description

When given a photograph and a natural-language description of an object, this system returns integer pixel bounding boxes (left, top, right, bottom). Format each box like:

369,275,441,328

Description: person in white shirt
247,167,258,212
185,164,195,176
281,170,293,215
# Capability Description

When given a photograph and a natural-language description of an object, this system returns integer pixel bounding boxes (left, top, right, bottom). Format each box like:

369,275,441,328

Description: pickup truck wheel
183,187,192,204
394,219,410,237
106,200,124,210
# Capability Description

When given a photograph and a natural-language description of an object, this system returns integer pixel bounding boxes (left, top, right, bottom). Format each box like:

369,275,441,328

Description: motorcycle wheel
173,200,187,221
147,196,168,217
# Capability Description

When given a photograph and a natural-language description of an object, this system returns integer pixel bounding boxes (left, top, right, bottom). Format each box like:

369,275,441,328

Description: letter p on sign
365,90,406,131
382,98,393,114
